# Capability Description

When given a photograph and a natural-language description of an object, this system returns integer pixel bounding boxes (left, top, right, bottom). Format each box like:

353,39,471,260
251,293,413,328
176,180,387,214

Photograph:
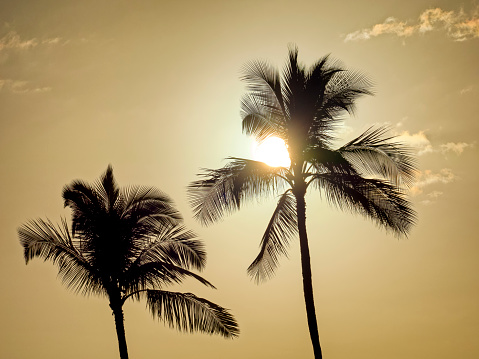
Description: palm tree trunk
110,300,129,359
295,193,322,359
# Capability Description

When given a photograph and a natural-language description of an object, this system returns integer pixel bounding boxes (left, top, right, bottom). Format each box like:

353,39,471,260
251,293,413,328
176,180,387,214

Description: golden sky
1,1,478,358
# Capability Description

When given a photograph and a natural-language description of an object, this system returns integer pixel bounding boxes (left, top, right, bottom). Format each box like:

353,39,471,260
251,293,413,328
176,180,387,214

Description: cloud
0,79,51,93
345,7,479,42
427,190,444,199
440,142,474,155
394,130,474,156
460,85,473,95
41,37,62,45
420,190,445,205
345,17,415,41
418,8,455,33
395,131,433,155
410,168,456,196
0,31,64,51
0,31,38,50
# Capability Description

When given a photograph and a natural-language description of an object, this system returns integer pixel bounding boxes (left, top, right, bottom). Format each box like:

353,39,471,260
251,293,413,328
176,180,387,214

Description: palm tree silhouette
19,166,239,359
188,47,416,358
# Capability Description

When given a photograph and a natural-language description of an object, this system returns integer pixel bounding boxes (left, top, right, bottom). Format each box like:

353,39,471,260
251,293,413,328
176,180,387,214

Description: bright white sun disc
252,137,291,167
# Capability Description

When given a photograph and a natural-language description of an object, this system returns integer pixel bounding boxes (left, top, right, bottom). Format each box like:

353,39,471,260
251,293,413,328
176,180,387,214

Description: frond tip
147,290,240,338
312,173,416,237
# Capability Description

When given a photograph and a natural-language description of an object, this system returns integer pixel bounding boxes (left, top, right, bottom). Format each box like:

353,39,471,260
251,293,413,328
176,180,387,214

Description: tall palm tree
188,47,416,358
19,166,239,359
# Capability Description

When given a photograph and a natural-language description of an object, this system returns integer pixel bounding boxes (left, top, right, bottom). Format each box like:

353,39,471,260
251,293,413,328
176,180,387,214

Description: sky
1,0,478,358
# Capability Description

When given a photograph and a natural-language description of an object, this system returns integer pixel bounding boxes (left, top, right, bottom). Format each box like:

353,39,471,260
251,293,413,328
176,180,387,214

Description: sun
252,136,291,167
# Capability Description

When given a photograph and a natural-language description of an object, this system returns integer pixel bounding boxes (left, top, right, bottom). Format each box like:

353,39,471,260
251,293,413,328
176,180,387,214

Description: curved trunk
110,297,129,359
295,193,322,359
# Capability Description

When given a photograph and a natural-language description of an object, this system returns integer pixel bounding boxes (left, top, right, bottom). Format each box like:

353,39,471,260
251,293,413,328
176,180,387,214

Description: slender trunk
295,193,322,359
110,299,129,359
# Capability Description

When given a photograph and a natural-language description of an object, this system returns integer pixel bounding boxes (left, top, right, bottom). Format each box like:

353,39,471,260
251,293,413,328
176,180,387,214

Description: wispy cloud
396,131,433,155
0,31,64,51
410,168,456,196
460,85,474,95
0,79,51,93
41,37,62,45
345,17,415,41
0,31,38,50
393,129,473,203
420,190,445,205
395,130,474,156
440,142,474,155
345,7,479,42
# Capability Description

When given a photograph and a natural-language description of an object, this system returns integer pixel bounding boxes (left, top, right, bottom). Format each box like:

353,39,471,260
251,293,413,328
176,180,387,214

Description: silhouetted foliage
189,46,416,358
19,166,239,359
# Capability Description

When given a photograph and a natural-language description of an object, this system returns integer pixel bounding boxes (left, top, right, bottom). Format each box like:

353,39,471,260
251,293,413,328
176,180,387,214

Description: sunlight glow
252,137,291,167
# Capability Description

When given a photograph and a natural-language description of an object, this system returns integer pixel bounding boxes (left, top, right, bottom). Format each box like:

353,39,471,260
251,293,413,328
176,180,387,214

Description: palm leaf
63,180,104,237
321,68,374,117
18,218,104,295
121,185,182,224
240,94,284,142
146,290,239,338
304,146,358,176
96,164,120,212
281,45,305,116
247,190,298,282
311,173,416,236
339,126,417,187
240,58,285,115
122,260,215,297
128,223,206,275
188,158,289,225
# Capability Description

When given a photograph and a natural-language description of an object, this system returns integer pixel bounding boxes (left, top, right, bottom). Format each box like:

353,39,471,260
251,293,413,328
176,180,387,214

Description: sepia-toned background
1,1,478,358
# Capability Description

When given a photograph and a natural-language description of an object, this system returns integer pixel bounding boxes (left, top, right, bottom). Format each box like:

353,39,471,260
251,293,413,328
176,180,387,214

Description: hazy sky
1,1,478,358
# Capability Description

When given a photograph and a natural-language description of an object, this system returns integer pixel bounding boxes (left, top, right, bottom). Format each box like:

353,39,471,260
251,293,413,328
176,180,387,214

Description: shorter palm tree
18,166,239,359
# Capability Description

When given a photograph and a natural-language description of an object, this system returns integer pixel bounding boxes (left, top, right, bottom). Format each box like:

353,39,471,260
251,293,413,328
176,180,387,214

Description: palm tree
188,46,416,358
18,166,239,359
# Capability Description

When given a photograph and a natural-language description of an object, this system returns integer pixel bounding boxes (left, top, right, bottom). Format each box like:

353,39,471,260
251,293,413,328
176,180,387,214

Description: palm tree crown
19,166,239,359
188,46,416,358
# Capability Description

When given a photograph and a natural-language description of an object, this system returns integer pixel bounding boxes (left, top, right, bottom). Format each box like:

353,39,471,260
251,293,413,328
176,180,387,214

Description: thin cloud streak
0,30,64,51
0,79,51,93
460,85,474,95
345,7,479,42
0,31,38,50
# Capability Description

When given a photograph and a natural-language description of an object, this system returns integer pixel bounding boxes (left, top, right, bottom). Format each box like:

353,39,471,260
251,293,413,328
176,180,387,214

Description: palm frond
322,68,374,117
146,290,239,338
247,190,298,282
18,218,104,296
188,158,289,225
96,164,120,212
311,173,416,236
281,45,306,122
121,185,182,223
123,260,215,296
304,147,358,176
63,180,103,237
240,58,285,115
339,126,417,187
127,224,206,276
240,94,284,142
152,225,206,270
